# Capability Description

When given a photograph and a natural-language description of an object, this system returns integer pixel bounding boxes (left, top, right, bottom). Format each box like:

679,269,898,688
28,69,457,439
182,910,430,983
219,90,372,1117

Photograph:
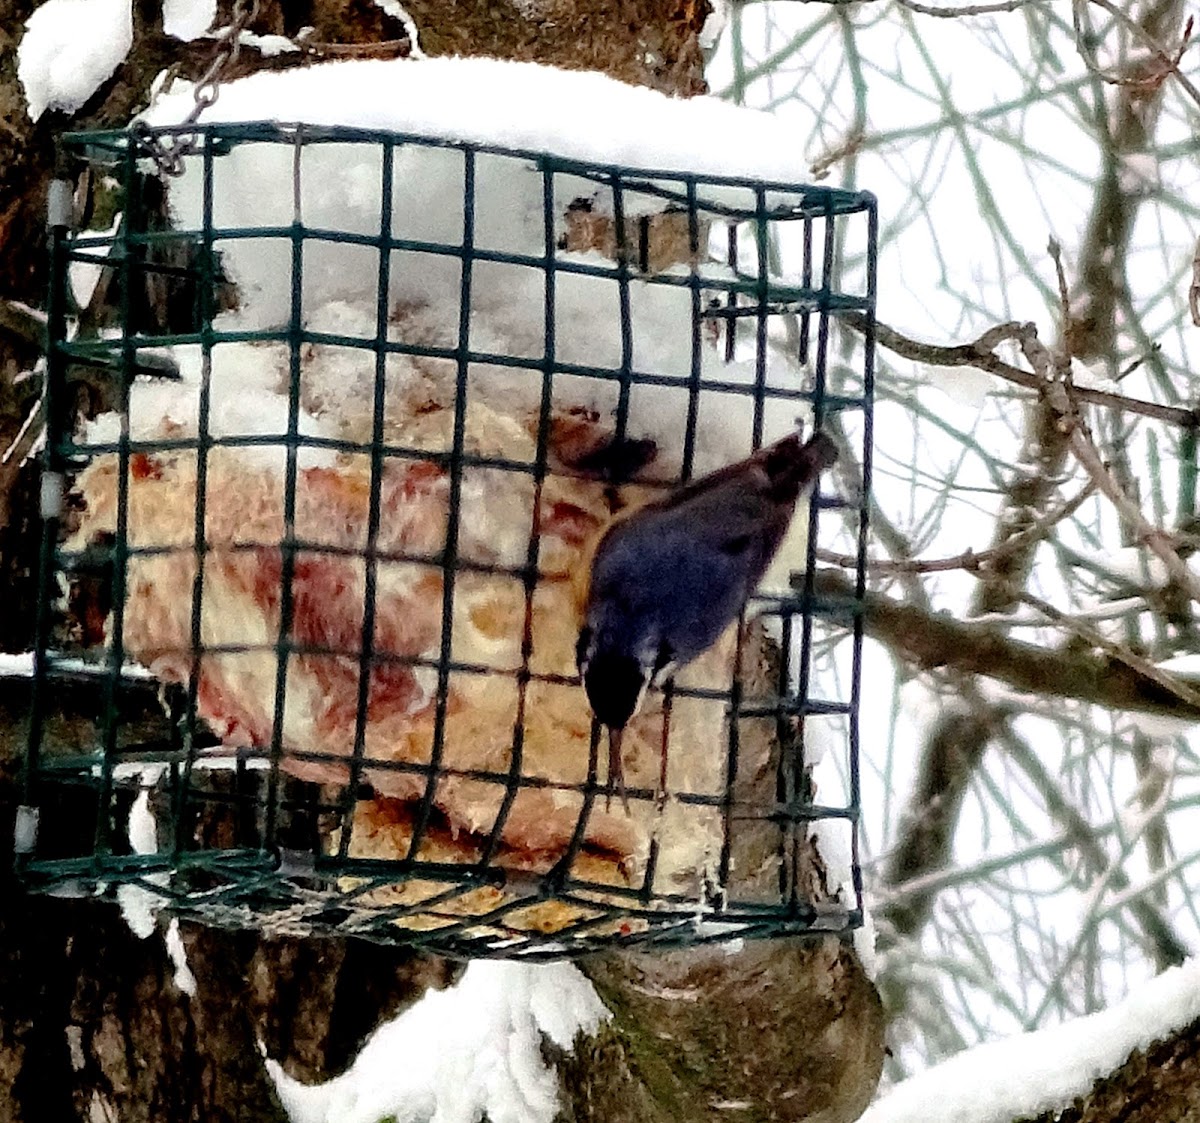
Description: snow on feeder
19,73,875,957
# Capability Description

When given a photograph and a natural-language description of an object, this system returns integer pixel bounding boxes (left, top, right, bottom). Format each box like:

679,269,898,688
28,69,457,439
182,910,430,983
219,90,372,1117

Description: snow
1117,152,1160,195
164,919,198,995
0,653,35,678
80,340,338,471
236,30,300,58
69,213,122,310
922,362,991,409
114,777,198,997
18,0,133,121
1077,545,1170,587
370,0,425,57
861,958,1200,1123
807,721,876,974
1158,653,1200,675
0,651,157,680
131,59,823,480
1068,356,1119,390
139,56,811,185
116,786,163,940
699,0,730,50
162,0,214,41
266,960,608,1123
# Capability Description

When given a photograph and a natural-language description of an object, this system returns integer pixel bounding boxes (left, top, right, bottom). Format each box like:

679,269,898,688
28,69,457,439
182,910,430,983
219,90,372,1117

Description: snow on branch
265,961,608,1123
861,959,1200,1123
18,0,133,121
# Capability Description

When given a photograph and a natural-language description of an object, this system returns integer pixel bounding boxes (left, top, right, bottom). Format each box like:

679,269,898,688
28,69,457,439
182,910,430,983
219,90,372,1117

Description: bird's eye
575,626,593,673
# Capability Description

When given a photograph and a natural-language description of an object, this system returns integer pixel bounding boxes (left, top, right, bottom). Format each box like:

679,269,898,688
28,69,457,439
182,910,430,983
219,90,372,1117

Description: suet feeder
17,122,876,958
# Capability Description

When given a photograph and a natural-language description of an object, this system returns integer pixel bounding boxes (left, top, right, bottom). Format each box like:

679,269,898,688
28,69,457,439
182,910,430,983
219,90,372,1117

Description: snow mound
131,59,822,477
266,960,608,1123
18,0,133,121
140,55,810,184
163,0,215,41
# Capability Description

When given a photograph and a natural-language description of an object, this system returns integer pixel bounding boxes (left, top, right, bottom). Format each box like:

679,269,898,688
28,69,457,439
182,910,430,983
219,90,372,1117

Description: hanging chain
133,0,262,176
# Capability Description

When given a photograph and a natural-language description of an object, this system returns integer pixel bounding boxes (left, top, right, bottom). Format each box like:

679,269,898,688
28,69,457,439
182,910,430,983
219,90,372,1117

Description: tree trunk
563,939,884,1123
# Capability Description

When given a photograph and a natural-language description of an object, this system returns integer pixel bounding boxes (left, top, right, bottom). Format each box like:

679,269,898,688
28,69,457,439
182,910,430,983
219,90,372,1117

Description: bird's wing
641,430,834,516
581,430,835,606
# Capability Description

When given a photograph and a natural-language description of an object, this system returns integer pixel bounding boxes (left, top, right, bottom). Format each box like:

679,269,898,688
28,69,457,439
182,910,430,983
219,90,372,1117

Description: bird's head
579,645,648,730
576,621,673,730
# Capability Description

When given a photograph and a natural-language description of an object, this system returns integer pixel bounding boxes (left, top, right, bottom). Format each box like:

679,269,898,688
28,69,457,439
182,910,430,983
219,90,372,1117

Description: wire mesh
18,122,875,959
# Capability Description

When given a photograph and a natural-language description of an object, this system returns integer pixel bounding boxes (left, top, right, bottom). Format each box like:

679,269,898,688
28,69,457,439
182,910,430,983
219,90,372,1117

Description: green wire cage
16,122,875,958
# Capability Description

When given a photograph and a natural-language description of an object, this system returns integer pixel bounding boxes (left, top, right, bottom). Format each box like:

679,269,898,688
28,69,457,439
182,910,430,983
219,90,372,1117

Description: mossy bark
556,938,885,1123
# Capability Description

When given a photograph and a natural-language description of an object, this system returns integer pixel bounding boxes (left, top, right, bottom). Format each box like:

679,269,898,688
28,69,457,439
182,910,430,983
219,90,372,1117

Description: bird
576,428,839,810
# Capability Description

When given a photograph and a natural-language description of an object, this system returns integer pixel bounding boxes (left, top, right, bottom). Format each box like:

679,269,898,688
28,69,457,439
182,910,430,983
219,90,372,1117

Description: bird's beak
606,726,630,815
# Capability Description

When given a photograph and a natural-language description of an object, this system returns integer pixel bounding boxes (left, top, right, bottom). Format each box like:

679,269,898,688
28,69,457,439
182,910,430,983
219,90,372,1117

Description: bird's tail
762,430,839,502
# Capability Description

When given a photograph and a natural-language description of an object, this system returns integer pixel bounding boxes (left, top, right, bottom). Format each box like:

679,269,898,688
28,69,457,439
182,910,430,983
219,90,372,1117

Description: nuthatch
576,429,839,809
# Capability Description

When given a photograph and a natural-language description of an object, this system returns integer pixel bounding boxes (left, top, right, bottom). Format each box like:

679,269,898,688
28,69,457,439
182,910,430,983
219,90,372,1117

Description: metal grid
18,122,876,959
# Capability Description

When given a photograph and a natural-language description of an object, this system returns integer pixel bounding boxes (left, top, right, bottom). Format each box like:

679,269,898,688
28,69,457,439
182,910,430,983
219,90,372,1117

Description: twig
296,36,413,59
767,0,1036,13
1047,236,1072,342
0,298,48,348
1064,417,1200,605
1118,346,1160,381
1080,0,1200,109
838,311,1199,427
808,127,865,180
1190,236,1200,327
820,476,1200,707
874,791,1200,903
896,0,1033,14
809,568,1200,720
1096,847,1200,925
1016,586,1200,710
1004,727,1189,1012
1,395,43,468
816,480,1096,574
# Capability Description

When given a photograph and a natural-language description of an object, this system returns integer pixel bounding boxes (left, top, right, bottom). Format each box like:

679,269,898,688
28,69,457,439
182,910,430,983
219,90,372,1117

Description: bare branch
810,568,1200,720
896,0,1035,17
754,0,1036,13
1005,729,1189,983
1015,586,1200,710
1048,236,1073,350
1078,0,1200,109
838,311,1199,427
875,791,1200,905
808,127,865,180
878,708,996,943
816,481,1097,575
1064,417,1200,605
1190,236,1200,327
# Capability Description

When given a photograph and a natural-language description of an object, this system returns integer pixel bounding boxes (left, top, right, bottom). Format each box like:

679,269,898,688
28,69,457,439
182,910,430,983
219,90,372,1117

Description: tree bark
562,939,884,1123
1024,1016,1200,1123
